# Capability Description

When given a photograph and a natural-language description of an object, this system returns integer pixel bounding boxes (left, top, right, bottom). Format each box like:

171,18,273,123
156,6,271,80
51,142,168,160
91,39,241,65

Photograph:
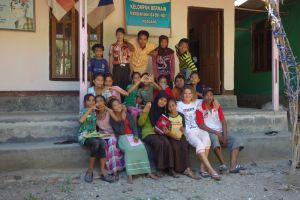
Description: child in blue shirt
88,44,109,81
190,71,205,99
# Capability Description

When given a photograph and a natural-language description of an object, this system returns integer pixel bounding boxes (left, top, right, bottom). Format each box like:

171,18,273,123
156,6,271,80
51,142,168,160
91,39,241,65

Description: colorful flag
76,0,115,29
48,0,76,21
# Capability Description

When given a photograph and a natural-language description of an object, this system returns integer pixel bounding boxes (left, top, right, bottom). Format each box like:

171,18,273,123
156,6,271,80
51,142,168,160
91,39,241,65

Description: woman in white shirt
177,86,221,181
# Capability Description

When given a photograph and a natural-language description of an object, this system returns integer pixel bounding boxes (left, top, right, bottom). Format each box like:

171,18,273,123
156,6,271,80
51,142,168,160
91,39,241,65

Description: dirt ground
0,160,300,200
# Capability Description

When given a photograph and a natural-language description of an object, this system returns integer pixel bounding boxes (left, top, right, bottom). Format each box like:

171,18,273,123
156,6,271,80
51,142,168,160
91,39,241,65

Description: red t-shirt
124,117,132,135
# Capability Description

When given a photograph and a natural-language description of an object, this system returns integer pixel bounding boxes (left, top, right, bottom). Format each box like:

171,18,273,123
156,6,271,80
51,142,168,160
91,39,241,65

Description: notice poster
125,0,171,36
0,0,35,32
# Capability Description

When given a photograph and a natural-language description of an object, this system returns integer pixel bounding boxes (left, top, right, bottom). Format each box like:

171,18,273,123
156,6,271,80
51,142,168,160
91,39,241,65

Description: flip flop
229,164,246,173
100,175,114,183
199,171,210,178
210,173,221,181
264,131,278,136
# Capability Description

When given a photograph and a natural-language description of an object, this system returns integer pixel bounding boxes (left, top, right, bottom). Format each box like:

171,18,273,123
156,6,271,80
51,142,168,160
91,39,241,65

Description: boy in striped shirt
175,38,198,80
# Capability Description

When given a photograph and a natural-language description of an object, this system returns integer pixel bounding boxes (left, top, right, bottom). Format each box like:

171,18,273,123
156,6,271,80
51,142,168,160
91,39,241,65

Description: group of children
79,28,245,184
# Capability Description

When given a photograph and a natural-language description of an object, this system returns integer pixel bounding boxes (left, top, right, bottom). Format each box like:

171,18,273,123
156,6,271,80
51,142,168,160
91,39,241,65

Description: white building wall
0,0,234,91
0,0,78,91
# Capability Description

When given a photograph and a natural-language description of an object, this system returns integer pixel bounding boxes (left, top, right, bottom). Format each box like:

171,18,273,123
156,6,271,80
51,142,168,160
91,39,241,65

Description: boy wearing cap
195,88,245,173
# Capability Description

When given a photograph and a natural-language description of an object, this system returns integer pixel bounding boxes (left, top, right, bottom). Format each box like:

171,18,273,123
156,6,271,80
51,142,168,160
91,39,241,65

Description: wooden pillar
272,3,280,111
78,0,88,109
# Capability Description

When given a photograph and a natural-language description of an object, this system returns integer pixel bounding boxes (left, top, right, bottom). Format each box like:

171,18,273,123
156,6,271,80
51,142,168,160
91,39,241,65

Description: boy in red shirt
196,88,245,173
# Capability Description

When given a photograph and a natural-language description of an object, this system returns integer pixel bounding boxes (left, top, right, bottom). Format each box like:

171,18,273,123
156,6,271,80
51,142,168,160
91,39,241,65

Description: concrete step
0,112,79,143
215,95,237,108
0,133,292,172
224,108,288,135
0,108,288,143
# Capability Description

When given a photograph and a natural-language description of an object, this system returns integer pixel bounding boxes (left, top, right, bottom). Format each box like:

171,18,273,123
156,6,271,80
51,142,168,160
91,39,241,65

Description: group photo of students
79,27,245,184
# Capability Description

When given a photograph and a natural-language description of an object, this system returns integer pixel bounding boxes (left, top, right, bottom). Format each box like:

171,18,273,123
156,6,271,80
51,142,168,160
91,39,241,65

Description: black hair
174,73,185,82
157,74,168,82
141,72,149,77
138,30,149,39
116,27,125,35
92,43,104,52
107,97,120,110
178,38,189,46
93,73,105,81
83,94,95,107
105,73,113,80
202,87,214,97
131,71,141,80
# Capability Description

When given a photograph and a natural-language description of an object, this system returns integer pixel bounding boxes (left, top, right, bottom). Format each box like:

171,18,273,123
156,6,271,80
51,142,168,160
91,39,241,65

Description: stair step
224,108,288,135
0,133,291,172
0,108,288,143
0,112,79,143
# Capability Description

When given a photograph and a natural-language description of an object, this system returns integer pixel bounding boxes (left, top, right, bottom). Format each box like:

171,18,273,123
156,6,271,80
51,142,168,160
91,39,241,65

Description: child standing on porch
88,44,110,82
175,38,198,80
78,94,114,183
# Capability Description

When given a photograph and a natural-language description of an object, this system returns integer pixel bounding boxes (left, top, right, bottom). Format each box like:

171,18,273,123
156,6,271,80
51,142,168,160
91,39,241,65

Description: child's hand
141,75,148,83
220,136,227,148
133,136,139,143
143,102,152,112
108,87,115,92
163,127,170,135
122,105,127,113
148,74,154,83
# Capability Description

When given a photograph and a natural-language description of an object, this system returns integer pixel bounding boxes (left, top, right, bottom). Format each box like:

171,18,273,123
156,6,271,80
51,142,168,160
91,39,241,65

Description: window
50,8,103,81
252,19,272,72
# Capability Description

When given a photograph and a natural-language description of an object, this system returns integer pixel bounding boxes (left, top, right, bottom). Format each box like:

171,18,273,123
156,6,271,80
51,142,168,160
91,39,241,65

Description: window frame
49,8,103,81
251,19,272,73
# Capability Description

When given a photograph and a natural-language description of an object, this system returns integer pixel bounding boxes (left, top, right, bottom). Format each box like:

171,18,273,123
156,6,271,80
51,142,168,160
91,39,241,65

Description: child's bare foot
146,173,159,180
127,175,133,184
156,170,165,177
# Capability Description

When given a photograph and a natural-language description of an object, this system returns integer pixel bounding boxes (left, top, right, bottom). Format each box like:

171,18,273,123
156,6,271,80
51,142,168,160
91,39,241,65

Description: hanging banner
125,0,171,36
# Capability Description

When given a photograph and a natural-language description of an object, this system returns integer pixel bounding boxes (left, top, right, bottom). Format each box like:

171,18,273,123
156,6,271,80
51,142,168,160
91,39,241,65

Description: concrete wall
103,0,235,91
0,0,235,91
0,0,79,91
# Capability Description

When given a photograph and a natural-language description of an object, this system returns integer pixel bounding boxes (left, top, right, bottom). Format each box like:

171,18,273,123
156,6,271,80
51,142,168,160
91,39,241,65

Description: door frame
187,6,224,94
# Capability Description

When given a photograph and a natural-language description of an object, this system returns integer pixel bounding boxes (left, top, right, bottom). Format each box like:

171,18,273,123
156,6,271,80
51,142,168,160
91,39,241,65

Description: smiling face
132,73,141,84
95,96,105,110
111,100,122,113
182,88,194,103
93,75,104,88
167,100,177,114
157,97,168,108
94,47,103,58
85,95,95,108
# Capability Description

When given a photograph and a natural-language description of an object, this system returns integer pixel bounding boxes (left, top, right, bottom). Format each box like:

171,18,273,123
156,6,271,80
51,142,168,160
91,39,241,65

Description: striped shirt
175,45,197,72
